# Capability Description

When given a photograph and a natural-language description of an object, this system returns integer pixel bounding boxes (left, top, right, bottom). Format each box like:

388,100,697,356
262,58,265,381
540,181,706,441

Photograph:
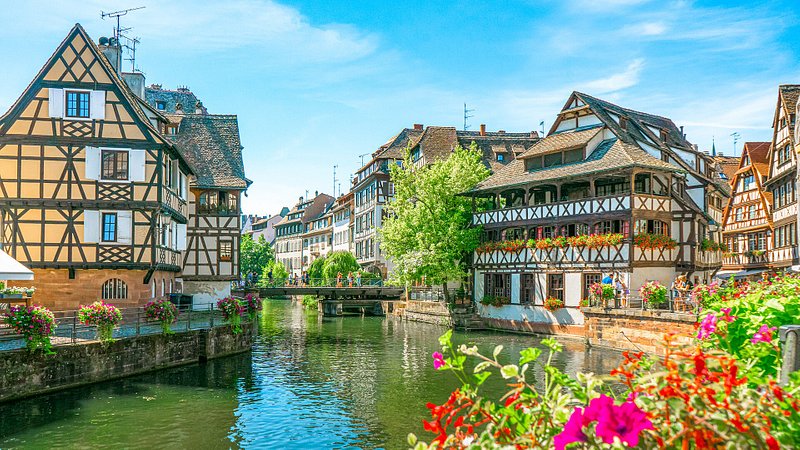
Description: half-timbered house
720,142,772,277
274,192,333,278
0,25,193,309
765,85,799,270
465,92,728,330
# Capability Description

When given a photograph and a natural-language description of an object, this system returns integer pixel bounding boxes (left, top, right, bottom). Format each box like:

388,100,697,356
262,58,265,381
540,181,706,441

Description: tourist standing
268,268,273,286
347,272,354,287
337,272,343,287
356,272,362,287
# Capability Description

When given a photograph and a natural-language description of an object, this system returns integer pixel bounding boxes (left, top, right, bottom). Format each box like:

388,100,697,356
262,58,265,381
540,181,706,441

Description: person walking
337,272,343,287
268,268,273,286
355,272,362,287
347,272,354,287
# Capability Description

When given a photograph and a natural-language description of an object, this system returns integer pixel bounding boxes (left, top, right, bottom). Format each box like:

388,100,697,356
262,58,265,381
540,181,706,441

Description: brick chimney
479,124,486,136
413,124,423,130
98,37,121,74
498,130,506,134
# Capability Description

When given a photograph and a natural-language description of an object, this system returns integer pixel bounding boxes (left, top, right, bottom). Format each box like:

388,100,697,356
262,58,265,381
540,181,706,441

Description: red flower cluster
633,233,678,250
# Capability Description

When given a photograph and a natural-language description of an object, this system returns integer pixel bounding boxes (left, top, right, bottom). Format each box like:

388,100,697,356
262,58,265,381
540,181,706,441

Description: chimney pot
413,123,423,130
530,131,539,138
479,124,486,136
498,130,505,134
315,190,318,197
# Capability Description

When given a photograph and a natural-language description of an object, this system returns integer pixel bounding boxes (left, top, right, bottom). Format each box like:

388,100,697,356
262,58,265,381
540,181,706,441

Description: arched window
101,278,128,300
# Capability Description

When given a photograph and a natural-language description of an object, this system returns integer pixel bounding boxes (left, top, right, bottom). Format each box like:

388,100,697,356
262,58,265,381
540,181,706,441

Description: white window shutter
176,223,187,251
83,210,100,243
48,88,64,118
90,90,106,120
117,211,133,244
172,159,179,189
85,146,100,180
129,149,146,182
178,172,186,199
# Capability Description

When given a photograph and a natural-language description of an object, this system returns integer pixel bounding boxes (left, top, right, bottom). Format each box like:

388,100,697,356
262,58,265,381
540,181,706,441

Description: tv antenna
333,164,339,197
101,7,145,72
463,103,475,131
358,153,371,166
730,132,741,154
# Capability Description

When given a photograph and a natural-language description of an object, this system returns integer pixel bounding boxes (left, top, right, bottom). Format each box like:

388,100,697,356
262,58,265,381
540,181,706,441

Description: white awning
0,250,34,280
714,268,766,280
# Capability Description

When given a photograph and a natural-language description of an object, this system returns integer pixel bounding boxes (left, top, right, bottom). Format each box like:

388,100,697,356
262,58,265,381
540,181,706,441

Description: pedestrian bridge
235,285,405,317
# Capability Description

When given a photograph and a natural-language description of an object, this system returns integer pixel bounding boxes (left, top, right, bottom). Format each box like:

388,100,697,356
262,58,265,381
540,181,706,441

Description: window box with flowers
700,239,726,252
479,295,510,307
543,296,564,312
633,233,677,250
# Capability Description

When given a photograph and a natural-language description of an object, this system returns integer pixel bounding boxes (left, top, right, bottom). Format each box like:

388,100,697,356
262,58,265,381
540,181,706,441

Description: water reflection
0,299,622,449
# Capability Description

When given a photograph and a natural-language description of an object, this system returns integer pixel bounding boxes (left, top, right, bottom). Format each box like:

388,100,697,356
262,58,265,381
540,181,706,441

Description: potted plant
588,282,615,307
78,301,123,343
543,296,564,312
1,287,24,299
3,305,56,353
639,281,668,309
217,296,244,334
243,293,262,320
144,299,179,335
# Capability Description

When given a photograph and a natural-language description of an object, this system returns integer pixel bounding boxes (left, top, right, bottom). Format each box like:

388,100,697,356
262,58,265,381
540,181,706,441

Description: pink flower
751,325,777,344
720,307,735,322
432,351,446,370
583,395,653,448
554,407,590,450
697,313,718,340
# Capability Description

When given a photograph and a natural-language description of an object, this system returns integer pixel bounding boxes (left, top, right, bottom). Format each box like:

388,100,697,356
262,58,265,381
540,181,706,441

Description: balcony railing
474,243,631,268
162,187,188,219
722,252,769,267
473,194,669,226
157,246,181,268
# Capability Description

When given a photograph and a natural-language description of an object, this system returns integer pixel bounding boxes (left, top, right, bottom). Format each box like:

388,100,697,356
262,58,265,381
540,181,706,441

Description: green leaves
519,347,542,365
500,364,519,379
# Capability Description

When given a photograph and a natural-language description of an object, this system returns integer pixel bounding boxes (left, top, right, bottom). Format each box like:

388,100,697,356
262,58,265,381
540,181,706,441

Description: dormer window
66,90,90,118
619,117,627,130
525,147,584,171
659,129,668,143
497,154,505,162
156,101,166,110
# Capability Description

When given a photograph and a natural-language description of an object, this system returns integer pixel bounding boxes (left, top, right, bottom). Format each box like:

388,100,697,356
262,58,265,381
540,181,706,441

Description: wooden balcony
162,187,188,221
473,243,631,270
472,194,669,226
722,253,769,268
695,249,722,267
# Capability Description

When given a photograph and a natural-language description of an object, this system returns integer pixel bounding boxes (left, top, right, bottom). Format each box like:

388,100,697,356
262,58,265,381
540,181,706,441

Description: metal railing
256,277,385,288
0,304,232,352
584,292,700,315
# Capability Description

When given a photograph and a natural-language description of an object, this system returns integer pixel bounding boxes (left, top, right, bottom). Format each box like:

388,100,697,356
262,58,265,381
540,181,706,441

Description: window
497,153,505,162
484,273,510,299
102,213,117,242
735,207,744,222
596,220,626,235
634,219,668,235
563,148,583,164
547,274,564,301
156,101,166,110
748,205,756,220
65,90,90,118
583,273,602,301
521,273,536,305
220,240,232,261
742,174,754,191
101,150,129,181
101,278,128,300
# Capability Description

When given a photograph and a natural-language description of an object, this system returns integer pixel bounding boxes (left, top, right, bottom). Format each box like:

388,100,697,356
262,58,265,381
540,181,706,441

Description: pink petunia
554,407,589,450
696,313,718,340
432,351,446,370
751,325,777,344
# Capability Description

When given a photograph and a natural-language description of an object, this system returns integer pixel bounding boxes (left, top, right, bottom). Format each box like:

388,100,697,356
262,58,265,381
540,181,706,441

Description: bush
260,260,289,286
307,256,326,285
216,296,244,334
301,295,318,310
479,295,508,307
3,305,56,353
144,299,178,335
78,301,122,343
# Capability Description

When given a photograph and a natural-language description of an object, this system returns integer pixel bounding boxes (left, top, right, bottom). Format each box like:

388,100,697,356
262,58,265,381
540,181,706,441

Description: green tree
240,234,274,283
260,260,288,286
380,143,490,298
307,256,326,285
322,251,360,282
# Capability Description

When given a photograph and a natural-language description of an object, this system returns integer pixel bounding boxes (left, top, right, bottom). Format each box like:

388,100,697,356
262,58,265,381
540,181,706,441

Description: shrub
78,301,122,343
259,260,289,286
322,251,360,282
3,305,56,353
144,299,178,335
307,256,326,285
639,280,667,308
301,295,318,310
216,296,244,334
243,293,262,319
543,296,564,312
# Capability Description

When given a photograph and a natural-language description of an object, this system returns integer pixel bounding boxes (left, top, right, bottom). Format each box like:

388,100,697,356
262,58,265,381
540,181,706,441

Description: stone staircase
451,305,485,331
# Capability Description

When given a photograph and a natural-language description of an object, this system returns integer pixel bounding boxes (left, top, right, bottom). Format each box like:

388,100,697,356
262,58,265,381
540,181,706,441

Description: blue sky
1,1,798,215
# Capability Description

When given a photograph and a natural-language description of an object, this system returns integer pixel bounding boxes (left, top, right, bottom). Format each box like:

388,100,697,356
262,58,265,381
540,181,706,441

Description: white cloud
622,21,668,36
580,59,644,94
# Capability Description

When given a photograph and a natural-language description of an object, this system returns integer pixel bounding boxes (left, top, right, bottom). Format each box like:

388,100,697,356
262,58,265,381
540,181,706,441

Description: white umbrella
0,249,34,281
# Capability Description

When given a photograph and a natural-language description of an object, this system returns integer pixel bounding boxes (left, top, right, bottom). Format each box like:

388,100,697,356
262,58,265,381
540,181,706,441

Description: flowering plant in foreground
411,327,800,449
217,296,244,334
243,293,262,320
144,299,178,335
77,301,122,343
3,305,56,353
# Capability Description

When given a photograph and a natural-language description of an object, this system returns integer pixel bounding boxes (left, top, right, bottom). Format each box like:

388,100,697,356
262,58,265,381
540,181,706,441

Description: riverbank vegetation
414,275,800,449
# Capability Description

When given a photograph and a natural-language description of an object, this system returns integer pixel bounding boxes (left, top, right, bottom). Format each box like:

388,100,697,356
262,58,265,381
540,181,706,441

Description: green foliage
240,234,274,280
260,260,289,286
381,143,490,287
307,256,326,285
301,295,318,310
322,251,360,281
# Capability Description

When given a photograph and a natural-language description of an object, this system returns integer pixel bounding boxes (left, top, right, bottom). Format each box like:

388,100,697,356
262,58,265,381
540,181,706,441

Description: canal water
0,299,622,449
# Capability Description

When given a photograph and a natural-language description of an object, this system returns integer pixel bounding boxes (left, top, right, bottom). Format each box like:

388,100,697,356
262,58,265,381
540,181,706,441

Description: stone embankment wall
582,307,696,354
0,323,254,402
478,304,584,336
402,300,454,327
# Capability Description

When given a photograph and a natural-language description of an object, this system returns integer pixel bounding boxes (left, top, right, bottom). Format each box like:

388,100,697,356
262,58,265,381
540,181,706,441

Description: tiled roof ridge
575,91,676,125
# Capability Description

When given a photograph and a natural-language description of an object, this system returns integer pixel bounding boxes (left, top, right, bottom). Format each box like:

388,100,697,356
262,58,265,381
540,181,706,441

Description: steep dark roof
276,193,334,227
169,114,249,189
374,128,424,160
714,155,740,184
472,138,677,191
145,87,200,114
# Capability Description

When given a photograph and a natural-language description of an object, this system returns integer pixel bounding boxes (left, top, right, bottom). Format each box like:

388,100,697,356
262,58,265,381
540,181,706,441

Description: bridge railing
258,277,385,288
